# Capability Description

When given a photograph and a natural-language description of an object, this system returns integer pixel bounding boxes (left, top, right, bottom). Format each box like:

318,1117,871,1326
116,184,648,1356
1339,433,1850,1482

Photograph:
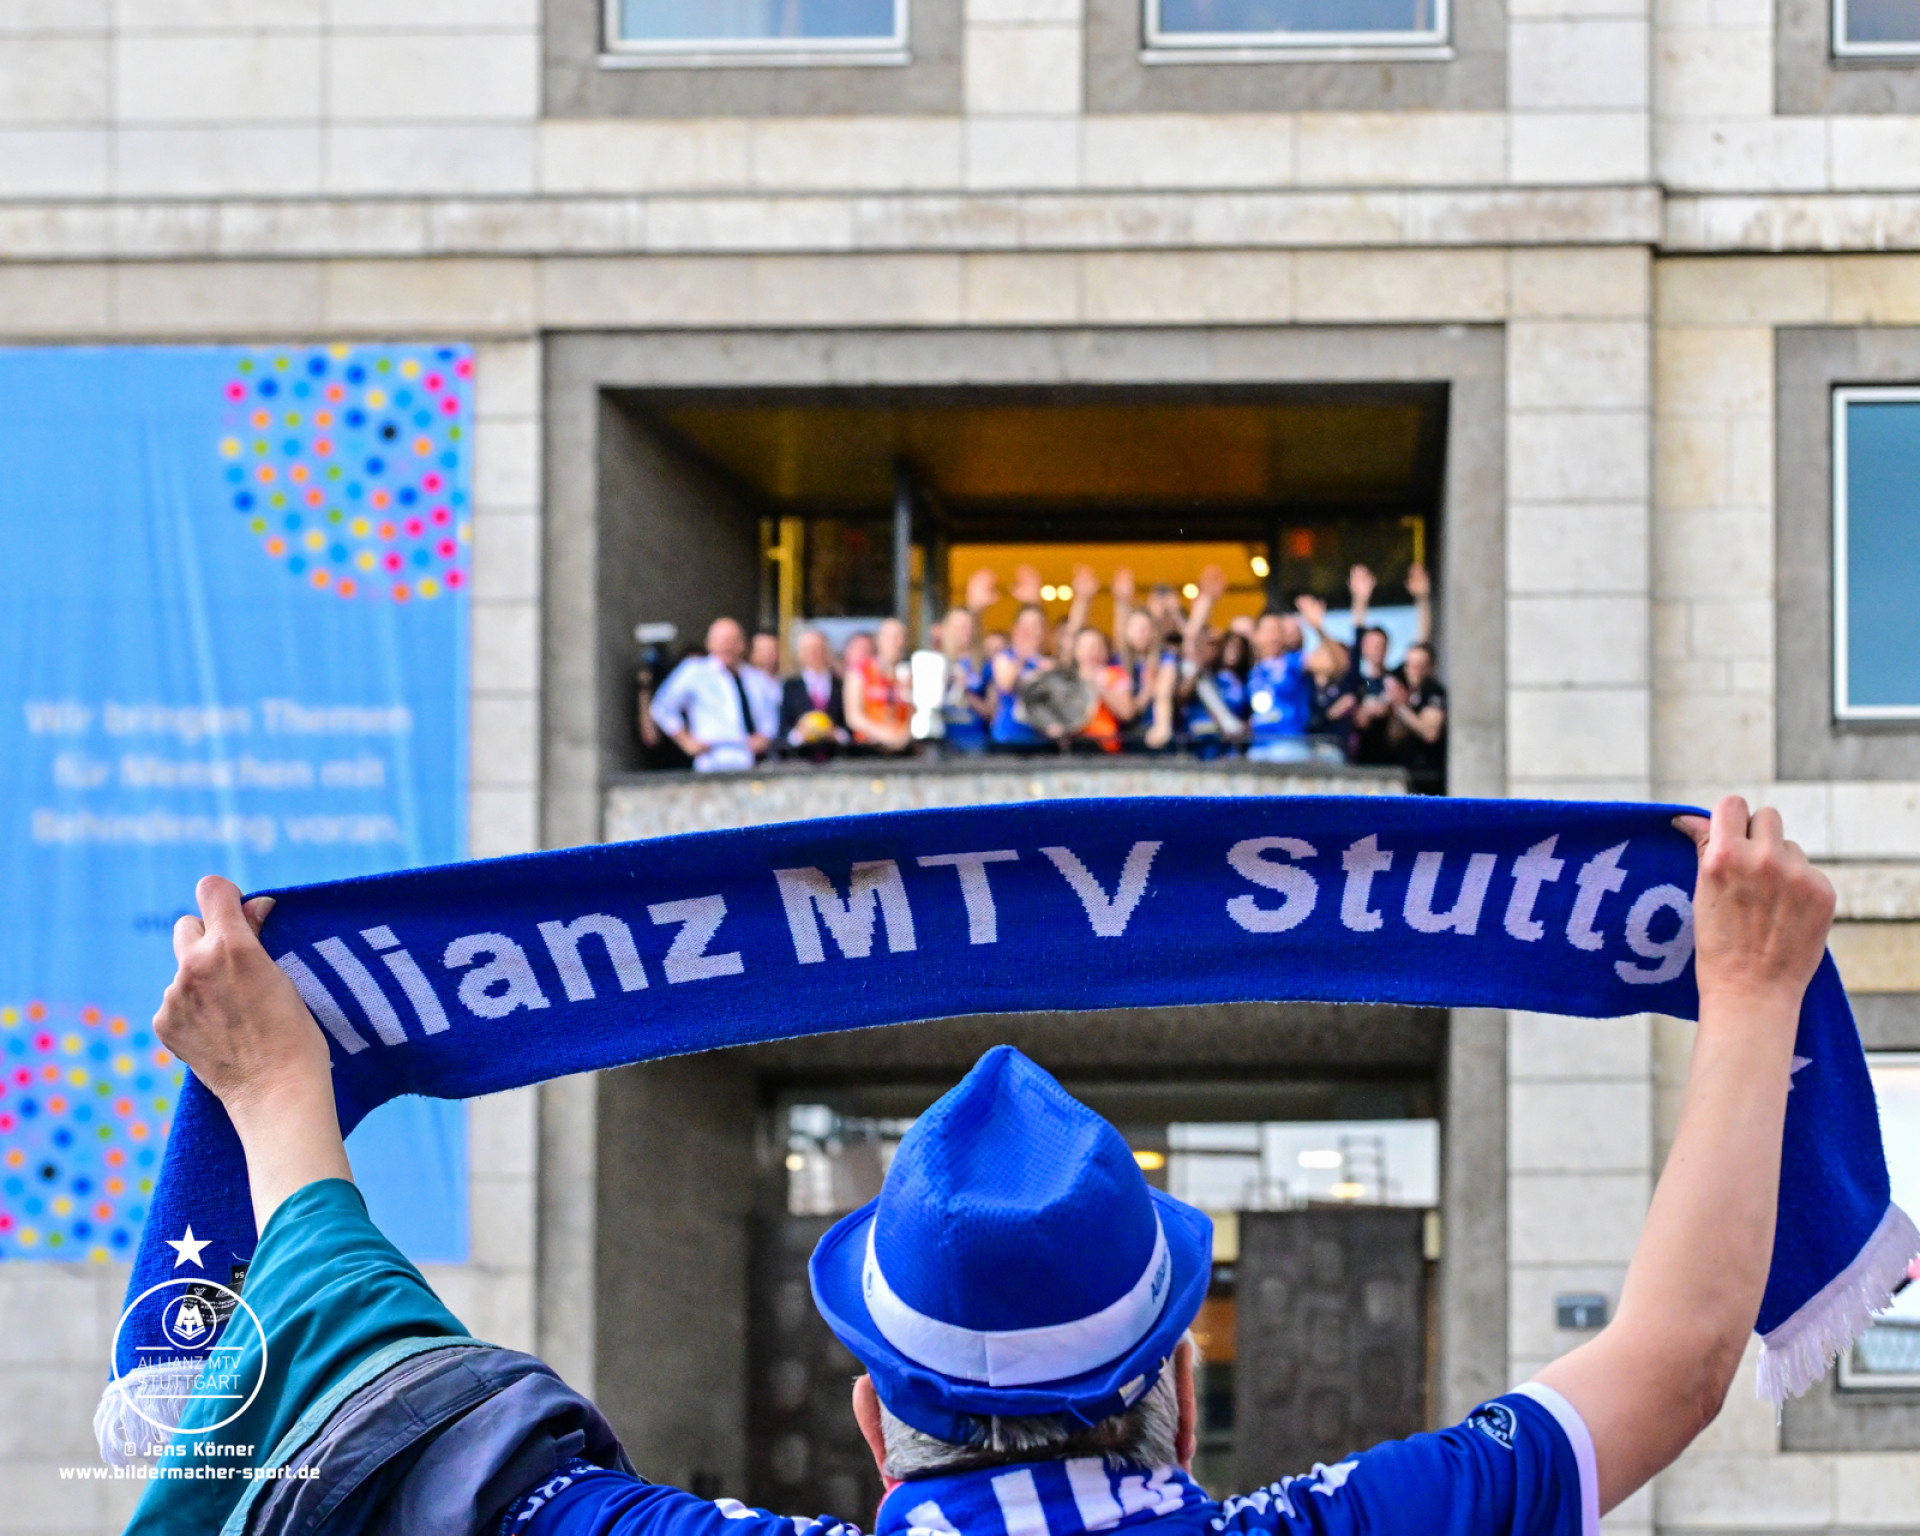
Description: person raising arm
157,879,350,1233
1533,795,1836,1513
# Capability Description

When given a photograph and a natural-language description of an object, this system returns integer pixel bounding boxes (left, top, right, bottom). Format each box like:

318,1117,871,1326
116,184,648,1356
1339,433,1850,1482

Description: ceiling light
784,1152,806,1172
1040,584,1058,601
1329,1181,1365,1200
1250,555,1270,578
1182,583,1199,600
1058,584,1074,601
1133,1149,1167,1171
1298,1149,1341,1169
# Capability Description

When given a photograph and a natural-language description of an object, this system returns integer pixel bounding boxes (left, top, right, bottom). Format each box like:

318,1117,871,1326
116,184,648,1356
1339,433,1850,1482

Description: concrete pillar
593,1055,759,1495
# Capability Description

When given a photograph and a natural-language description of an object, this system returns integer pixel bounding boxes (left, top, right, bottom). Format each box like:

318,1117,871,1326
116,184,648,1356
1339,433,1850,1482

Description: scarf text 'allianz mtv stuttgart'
99,798,1920,1461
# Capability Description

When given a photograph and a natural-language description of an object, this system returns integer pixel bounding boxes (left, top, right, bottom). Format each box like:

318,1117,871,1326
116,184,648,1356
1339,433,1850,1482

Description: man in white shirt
647,617,774,772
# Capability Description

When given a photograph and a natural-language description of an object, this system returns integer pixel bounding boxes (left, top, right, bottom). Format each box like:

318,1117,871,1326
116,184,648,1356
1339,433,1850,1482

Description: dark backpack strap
240,1345,631,1536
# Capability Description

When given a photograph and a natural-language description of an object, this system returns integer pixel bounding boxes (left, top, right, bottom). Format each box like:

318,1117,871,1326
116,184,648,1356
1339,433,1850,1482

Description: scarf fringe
1756,1201,1920,1409
93,1361,197,1466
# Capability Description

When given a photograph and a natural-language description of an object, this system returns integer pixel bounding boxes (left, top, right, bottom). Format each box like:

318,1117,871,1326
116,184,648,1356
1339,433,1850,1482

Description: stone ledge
1668,193,1920,253
604,757,1405,839
1821,862,1920,921
0,186,1662,262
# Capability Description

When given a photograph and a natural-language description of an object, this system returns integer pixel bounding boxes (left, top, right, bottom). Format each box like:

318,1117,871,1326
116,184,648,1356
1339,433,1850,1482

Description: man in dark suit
779,627,847,760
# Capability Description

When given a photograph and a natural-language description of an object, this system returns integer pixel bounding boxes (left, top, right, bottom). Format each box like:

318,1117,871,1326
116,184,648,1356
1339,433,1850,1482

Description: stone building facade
1,0,1919,1530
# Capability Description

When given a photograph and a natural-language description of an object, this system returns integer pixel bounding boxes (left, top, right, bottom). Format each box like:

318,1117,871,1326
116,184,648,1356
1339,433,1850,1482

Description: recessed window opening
1840,1054,1920,1389
608,0,907,53
616,387,1449,783
1832,388,1920,721
1834,0,1920,58
1145,0,1449,52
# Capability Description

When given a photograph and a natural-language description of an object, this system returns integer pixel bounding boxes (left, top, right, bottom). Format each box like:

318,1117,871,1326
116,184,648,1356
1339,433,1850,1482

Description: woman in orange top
845,616,914,753
1071,626,1136,753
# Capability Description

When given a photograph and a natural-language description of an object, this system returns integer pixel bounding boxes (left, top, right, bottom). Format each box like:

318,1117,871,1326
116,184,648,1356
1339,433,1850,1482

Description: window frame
1142,0,1452,56
1836,1051,1920,1392
1832,385,1920,722
603,0,910,61
1833,0,1920,60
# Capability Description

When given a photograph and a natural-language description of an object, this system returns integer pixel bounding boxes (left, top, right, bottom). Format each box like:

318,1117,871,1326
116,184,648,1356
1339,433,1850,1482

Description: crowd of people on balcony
644,562,1448,793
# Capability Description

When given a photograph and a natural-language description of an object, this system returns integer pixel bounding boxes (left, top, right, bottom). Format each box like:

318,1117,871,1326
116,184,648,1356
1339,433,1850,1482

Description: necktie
729,668,755,739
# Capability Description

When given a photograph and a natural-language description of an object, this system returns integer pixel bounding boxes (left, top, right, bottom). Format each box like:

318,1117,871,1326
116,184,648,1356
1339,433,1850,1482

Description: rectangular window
608,0,906,55
1833,388,1920,720
1836,0,1920,58
1145,0,1448,52
1840,1055,1920,1390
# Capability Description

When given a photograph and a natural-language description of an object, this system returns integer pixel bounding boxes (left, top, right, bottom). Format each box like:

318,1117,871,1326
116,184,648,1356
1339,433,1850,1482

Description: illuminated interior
625,387,1450,646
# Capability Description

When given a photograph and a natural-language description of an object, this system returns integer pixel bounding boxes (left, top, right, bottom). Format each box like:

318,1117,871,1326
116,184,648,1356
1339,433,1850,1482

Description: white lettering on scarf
1224,837,1317,934
775,862,918,963
537,914,649,1001
649,895,746,982
442,931,551,1018
1039,842,1160,938
918,850,1020,944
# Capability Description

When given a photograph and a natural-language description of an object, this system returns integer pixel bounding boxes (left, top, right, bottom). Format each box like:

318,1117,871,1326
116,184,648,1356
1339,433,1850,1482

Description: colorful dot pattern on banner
0,1002,181,1263
219,345,474,603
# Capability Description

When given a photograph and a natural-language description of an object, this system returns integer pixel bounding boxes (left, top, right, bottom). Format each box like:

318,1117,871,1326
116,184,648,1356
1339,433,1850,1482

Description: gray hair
878,1337,1189,1480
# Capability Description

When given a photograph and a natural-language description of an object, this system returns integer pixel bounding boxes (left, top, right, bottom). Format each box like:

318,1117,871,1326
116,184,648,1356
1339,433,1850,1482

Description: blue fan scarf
103,797,1919,1455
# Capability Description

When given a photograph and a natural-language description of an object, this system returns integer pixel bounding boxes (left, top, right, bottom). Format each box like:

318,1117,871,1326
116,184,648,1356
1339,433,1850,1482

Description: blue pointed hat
809,1045,1213,1443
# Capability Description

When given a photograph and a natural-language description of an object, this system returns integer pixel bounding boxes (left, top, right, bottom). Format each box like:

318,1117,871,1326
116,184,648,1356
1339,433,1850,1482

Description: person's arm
648,662,708,762
843,668,878,742
1407,561,1433,643
846,670,912,751
1393,693,1445,743
1111,567,1137,664
1143,657,1178,749
154,876,354,1235
1348,563,1375,628
746,676,776,757
1534,796,1835,1513
1294,592,1330,644
965,566,1000,619
1064,564,1099,640
1182,565,1227,660
967,669,992,721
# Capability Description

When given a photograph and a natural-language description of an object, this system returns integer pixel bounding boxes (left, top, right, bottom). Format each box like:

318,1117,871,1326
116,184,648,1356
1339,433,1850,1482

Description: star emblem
1308,1460,1359,1496
165,1225,210,1269
1789,1055,1813,1091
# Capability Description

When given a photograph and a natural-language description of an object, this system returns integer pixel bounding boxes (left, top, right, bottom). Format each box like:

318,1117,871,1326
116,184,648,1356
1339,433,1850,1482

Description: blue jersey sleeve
1213,1387,1597,1536
508,1459,867,1536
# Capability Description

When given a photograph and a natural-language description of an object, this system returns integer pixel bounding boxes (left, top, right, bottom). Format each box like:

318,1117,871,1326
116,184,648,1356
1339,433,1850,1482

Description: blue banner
0,344,471,1264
